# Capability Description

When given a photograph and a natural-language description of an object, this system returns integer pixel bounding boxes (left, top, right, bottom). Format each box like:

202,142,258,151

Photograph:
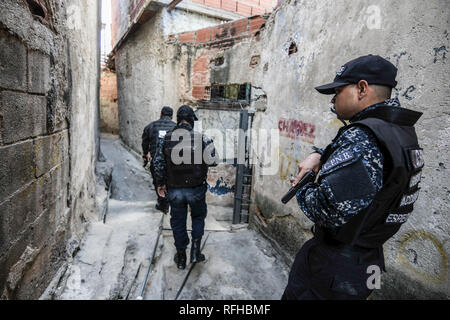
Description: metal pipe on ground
174,232,210,300
136,213,165,300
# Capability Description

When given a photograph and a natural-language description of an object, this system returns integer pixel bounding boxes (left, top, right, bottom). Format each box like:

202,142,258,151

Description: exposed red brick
230,18,248,36
221,0,237,12
192,86,208,100
248,0,261,5
236,2,252,16
212,24,230,40
196,28,211,42
193,56,209,73
192,72,209,85
178,32,195,42
259,0,273,9
205,0,221,9
249,16,266,33
251,6,266,15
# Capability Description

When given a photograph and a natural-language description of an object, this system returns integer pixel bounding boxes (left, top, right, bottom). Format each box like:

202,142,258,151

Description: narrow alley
44,136,288,300
0,0,449,305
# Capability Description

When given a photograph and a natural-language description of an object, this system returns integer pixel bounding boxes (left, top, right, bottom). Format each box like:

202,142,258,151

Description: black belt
312,225,381,264
328,243,381,264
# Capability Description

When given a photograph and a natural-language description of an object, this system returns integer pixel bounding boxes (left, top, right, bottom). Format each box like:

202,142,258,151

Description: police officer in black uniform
153,105,218,269
142,106,176,213
282,55,424,300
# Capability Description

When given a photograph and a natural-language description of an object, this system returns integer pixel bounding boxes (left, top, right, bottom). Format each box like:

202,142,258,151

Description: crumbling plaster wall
115,8,226,153
249,0,449,299
0,0,99,299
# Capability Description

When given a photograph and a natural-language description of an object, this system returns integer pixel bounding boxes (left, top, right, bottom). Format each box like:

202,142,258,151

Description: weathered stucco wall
115,12,266,205
248,0,449,299
0,0,99,299
115,8,226,153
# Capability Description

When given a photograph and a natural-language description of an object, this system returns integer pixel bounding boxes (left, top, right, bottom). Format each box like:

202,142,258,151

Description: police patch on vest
322,150,354,173
409,149,424,170
385,213,409,224
400,189,420,207
409,171,422,189
158,130,167,138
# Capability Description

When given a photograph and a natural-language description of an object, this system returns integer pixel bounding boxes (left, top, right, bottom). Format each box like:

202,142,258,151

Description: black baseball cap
315,55,398,95
161,106,173,116
177,105,198,122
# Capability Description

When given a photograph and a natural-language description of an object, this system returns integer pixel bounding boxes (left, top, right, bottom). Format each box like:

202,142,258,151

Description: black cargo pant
167,183,208,249
150,161,169,209
282,238,384,300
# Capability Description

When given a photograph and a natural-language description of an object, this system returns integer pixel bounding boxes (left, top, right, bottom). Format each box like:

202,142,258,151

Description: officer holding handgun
282,55,424,300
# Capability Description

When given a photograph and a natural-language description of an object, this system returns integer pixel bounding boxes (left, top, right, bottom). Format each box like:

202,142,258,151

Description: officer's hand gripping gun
281,171,316,204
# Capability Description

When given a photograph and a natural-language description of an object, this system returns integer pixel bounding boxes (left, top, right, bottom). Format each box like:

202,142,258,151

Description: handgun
281,171,316,204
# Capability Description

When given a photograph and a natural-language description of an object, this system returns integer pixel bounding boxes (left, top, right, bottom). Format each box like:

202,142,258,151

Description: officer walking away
142,106,176,213
282,55,424,300
153,105,218,269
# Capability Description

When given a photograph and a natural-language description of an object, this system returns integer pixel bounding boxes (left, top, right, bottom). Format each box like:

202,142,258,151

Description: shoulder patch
325,159,377,202
322,150,355,173
158,130,167,138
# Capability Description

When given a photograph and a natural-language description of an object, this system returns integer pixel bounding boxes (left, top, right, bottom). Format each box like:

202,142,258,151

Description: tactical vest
149,117,176,157
163,125,208,188
318,105,423,248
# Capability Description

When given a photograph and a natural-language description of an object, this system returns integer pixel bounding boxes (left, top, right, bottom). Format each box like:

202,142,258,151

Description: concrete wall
115,13,266,205
114,0,449,298
249,0,449,299
100,69,119,134
0,0,99,299
115,7,228,154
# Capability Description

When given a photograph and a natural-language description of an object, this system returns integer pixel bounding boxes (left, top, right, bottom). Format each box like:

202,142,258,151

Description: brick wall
168,15,267,100
192,0,277,16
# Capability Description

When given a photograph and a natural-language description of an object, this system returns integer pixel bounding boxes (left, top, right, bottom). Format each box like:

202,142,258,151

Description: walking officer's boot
190,238,205,264
174,248,186,270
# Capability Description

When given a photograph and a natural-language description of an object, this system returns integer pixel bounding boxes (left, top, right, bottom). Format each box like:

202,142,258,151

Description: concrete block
34,131,69,178
0,164,66,255
0,32,27,91
0,91,47,144
0,231,30,298
29,204,56,251
0,140,35,202
6,246,39,292
0,199,9,254
28,50,51,94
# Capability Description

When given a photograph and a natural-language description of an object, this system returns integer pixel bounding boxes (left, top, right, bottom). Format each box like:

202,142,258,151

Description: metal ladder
233,109,254,224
